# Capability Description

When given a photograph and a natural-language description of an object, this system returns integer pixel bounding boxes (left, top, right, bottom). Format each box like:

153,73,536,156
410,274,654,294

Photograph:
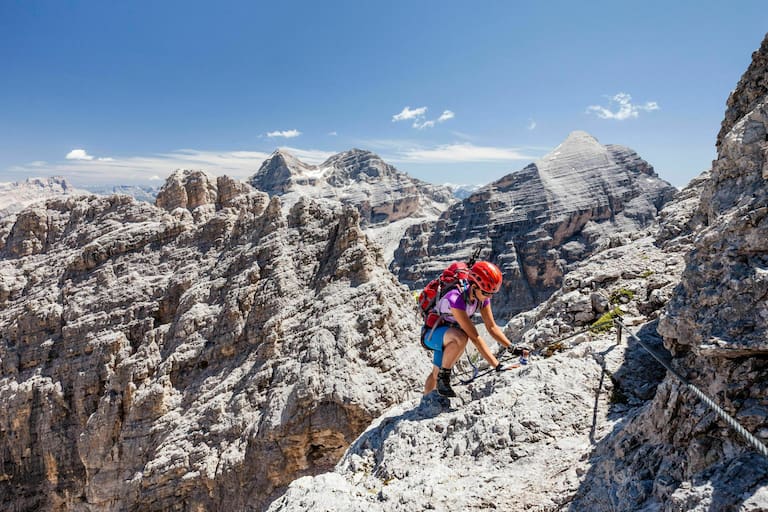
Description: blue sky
1,1,766,189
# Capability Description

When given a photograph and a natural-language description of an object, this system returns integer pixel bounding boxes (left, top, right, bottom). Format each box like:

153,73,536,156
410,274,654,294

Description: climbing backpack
417,261,471,329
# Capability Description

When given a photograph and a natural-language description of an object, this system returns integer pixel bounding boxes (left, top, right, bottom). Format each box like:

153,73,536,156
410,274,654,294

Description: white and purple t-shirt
437,287,490,325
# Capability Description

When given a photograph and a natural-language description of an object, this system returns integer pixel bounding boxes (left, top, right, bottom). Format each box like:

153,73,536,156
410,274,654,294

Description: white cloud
392,106,428,122
66,149,115,162
449,130,476,141
528,119,537,131
267,129,302,138
396,143,535,163
393,106,455,129
66,149,95,161
587,92,660,120
438,110,455,122
328,131,338,136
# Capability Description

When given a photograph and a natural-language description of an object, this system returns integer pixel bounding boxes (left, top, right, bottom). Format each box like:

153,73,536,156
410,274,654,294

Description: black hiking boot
437,368,456,398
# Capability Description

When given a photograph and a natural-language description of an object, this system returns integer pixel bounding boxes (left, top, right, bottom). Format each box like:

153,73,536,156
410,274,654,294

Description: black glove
495,362,514,372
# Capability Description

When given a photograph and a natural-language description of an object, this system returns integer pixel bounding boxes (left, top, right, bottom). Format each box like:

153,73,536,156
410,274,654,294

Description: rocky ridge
0,169,430,511
391,131,677,321
266,171,704,512
248,149,456,262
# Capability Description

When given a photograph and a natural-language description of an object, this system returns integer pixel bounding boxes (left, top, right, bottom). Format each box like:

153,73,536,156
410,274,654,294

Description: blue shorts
422,325,451,367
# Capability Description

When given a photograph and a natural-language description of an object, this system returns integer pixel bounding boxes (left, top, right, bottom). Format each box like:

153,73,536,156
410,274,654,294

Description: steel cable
613,317,768,459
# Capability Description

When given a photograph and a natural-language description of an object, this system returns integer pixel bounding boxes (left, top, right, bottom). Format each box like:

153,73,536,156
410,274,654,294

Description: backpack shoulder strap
459,279,471,304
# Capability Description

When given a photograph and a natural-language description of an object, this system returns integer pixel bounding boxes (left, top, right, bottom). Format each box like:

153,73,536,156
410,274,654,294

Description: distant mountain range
445,183,482,199
0,177,88,217
0,164,493,224
84,184,161,203
248,148,457,262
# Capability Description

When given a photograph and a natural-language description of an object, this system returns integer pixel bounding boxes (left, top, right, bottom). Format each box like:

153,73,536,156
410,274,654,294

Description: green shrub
590,307,623,333
609,288,635,304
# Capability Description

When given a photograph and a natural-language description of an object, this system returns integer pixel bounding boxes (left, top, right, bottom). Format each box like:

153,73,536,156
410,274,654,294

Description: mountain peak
549,131,603,156
249,149,317,194
320,148,381,167
518,131,610,195
532,130,667,204
21,176,72,190
321,149,394,185
268,148,312,170
166,168,217,181
156,169,221,211
564,130,599,142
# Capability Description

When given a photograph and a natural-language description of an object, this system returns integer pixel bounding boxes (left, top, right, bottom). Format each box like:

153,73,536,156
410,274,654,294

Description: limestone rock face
717,34,768,151
264,178,699,512
659,33,768,355
0,171,429,511
569,33,768,511
391,131,677,321
267,338,652,512
248,149,456,262
154,169,253,213
267,286,699,512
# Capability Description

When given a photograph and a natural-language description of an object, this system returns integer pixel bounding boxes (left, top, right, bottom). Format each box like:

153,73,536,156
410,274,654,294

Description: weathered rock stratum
391,131,677,321
0,169,430,511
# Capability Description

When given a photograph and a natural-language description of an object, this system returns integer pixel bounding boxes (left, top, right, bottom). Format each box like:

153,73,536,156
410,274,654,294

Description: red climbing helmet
468,261,502,294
